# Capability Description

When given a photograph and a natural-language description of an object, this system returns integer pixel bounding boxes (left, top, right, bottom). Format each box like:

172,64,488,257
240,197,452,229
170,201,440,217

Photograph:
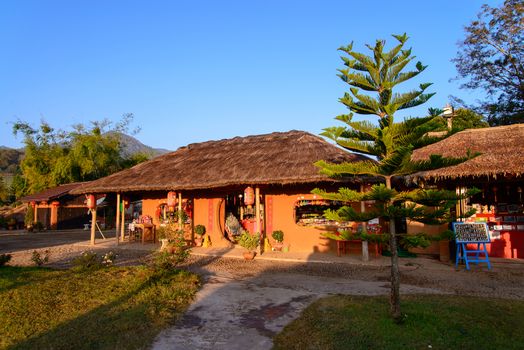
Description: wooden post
120,196,125,240
50,202,59,230
115,193,121,245
360,184,369,262
34,203,38,224
178,192,183,230
255,187,261,254
90,208,97,245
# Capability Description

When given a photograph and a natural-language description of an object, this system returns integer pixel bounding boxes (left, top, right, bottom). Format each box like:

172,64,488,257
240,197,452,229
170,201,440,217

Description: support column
255,187,261,253
120,196,125,240
115,193,121,245
360,184,369,262
178,192,183,230
50,202,59,230
90,208,97,245
33,203,38,224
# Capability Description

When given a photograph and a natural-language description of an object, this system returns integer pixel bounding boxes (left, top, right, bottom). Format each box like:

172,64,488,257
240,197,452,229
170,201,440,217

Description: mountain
0,147,24,174
110,132,171,158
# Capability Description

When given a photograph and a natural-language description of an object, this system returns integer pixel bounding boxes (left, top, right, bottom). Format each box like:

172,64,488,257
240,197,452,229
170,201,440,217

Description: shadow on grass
4,266,199,350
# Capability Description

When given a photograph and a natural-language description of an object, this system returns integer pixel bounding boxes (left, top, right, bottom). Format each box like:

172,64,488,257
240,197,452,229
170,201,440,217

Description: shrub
157,223,182,240
194,224,206,236
0,253,12,267
238,231,260,251
25,205,34,227
31,250,49,266
272,230,284,243
72,251,102,271
101,251,117,266
34,221,45,231
153,228,189,270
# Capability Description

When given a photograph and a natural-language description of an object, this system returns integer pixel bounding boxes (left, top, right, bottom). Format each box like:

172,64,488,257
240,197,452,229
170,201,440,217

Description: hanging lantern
244,186,255,206
167,191,177,208
86,194,96,209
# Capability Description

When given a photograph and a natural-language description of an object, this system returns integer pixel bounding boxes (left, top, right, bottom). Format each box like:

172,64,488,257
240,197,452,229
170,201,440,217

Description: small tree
315,34,474,322
25,205,34,229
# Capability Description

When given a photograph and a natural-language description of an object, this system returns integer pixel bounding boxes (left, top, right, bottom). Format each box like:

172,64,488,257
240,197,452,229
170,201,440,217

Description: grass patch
0,266,200,349
273,295,524,350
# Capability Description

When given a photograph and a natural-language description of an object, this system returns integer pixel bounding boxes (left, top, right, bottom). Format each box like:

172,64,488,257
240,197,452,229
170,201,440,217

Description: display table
135,223,156,244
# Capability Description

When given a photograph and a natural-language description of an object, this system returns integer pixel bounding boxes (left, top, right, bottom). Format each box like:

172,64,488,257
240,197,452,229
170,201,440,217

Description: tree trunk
386,176,401,322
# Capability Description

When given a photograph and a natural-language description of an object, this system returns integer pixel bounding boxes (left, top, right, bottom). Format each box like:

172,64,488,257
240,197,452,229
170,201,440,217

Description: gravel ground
3,233,524,300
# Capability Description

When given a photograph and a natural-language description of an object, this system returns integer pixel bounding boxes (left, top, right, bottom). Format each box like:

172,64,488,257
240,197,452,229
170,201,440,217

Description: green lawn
0,266,200,350
273,295,524,350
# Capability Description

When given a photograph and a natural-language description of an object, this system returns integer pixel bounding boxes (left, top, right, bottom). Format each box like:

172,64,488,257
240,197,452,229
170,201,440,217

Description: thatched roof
71,130,371,194
411,124,524,180
21,182,88,203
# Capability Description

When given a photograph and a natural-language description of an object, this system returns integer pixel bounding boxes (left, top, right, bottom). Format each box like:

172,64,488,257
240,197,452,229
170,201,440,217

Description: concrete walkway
151,260,441,350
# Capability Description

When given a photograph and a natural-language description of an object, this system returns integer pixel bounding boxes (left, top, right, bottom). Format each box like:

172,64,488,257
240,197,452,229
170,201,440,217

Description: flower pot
272,242,283,252
243,251,256,260
194,237,203,247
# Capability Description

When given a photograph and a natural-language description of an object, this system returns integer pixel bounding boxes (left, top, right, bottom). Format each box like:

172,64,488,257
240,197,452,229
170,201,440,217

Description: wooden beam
120,197,125,240
115,193,120,245
255,187,261,254
178,192,183,230
360,184,369,262
90,208,97,245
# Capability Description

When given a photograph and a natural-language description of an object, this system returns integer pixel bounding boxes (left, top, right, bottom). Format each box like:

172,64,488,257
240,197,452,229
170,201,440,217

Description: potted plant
271,230,284,251
194,224,206,246
238,230,260,260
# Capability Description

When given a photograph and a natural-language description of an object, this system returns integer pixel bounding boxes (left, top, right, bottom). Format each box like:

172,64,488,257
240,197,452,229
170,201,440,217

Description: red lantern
244,186,254,206
167,191,177,208
86,194,96,209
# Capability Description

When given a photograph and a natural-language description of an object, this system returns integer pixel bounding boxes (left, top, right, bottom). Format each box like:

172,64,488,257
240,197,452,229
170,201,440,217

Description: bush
31,250,49,266
34,221,44,231
0,253,12,267
72,251,102,271
194,224,206,236
153,228,189,270
272,230,284,243
25,205,34,227
238,231,260,251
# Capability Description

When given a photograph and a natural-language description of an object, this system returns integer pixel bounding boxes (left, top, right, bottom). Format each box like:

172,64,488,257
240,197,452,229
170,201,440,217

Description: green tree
0,177,9,205
452,0,524,126
12,114,148,198
315,34,472,322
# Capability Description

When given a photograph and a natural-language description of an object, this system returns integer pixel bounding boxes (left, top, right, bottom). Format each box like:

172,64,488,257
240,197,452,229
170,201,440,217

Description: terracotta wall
266,192,366,253
407,221,447,255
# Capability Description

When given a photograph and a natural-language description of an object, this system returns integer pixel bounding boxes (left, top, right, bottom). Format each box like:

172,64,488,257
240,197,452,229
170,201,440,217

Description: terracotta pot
243,251,256,260
194,237,203,247
273,242,284,251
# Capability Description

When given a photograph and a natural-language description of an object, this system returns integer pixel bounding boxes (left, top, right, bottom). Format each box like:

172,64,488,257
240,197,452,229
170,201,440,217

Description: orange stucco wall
407,221,447,255
267,193,367,253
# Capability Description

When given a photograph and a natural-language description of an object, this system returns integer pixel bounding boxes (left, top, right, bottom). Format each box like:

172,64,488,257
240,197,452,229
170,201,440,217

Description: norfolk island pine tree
313,34,477,322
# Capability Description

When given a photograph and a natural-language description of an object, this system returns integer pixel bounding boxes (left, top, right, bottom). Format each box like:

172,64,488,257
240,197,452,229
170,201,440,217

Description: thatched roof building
411,124,524,180
21,182,88,203
72,130,370,194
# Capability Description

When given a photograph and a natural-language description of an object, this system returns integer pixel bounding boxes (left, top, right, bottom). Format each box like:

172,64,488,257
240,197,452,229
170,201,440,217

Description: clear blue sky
0,0,501,150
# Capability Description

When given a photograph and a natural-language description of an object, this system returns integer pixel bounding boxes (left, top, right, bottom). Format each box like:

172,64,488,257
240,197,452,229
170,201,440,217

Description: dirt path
152,267,441,350
151,256,523,350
